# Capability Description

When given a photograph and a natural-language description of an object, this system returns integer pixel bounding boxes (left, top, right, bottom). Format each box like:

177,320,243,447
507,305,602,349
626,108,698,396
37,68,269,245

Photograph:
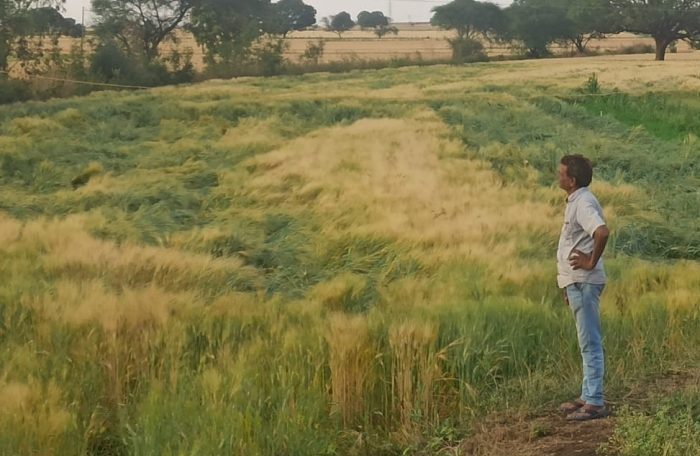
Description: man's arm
570,225,610,271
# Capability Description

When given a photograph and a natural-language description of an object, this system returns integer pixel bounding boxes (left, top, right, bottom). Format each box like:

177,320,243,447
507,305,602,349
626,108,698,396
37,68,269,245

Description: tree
357,10,388,29
356,10,396,38
26,6,63,33
91,0,194,61
505,0,576,57
356,11,370,29
189,0,270,65
0,0,65,71
25,7,85,37
329,11,354,37
60,18,86,38
430,0,506,41
431,0,505,61
611,0,700,60
266,0,315,37
374,24,398,38
566,0,621,53
517,0,620,54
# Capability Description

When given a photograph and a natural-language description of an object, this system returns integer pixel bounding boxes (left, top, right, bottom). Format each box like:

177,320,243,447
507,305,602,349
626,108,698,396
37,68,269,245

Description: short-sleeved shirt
557,187,607,288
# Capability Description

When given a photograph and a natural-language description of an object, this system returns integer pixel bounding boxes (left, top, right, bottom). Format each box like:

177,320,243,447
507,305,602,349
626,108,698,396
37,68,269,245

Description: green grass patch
572,91,700,142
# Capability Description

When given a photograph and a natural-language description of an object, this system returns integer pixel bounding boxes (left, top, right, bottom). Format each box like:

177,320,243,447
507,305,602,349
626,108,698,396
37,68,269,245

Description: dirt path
459,412,614,456
459,370,699,456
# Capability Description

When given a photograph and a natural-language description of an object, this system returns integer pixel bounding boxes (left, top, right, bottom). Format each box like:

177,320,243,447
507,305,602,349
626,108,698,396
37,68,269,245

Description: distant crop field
0,53,699,455
46,25,695,71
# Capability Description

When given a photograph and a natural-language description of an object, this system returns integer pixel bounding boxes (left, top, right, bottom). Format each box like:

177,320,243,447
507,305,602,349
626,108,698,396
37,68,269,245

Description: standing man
556,155,610,421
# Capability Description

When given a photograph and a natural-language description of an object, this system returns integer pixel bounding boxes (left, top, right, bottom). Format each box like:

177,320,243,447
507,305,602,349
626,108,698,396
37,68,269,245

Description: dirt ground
459,370,700,456
460,409,615,456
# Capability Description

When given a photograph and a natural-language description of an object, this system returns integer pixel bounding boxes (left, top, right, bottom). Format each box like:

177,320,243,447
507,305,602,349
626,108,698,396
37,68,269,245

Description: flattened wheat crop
1,54,699,455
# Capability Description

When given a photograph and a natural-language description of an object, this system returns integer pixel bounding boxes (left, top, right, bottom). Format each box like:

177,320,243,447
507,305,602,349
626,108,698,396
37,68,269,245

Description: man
556,155,610,421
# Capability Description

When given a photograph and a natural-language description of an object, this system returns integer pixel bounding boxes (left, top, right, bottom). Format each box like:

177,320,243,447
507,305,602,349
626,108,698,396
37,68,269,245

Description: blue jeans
566,282,605,407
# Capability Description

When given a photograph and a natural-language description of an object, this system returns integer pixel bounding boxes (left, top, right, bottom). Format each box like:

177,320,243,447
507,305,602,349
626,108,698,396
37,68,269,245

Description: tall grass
0,57,699,454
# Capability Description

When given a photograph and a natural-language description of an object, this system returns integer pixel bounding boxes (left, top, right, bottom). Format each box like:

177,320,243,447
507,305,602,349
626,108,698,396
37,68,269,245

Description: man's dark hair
561,154,593,187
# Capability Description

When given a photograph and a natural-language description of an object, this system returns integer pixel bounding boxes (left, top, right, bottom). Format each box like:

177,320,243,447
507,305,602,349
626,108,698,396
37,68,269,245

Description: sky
63,0,513,25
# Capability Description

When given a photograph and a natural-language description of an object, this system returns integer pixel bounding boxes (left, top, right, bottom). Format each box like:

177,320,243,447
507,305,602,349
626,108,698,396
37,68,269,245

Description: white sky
63,0,513,25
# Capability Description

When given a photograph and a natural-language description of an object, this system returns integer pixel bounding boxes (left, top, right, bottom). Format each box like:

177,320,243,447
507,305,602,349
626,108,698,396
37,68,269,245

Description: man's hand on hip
569,249,595,271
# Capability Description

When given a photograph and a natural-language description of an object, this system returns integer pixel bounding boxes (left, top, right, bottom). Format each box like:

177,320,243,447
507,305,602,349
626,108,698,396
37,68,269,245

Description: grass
0,56,699,454
602,381,700,456
573,91,700,141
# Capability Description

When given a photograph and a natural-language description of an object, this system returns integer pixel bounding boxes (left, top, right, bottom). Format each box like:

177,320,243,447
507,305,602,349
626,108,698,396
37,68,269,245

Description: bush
164,49,196,84
90,41,194,87
90,42,137,82
255,39,289,76
447,37,488,63
0,78,32,104
299,40,325,65
581,72,600,94
613,43,655,55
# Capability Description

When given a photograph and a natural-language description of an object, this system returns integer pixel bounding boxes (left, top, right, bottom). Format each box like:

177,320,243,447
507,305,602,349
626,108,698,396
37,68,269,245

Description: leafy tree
566,0,621,53
266,0,315,37
0,0,64,70
357,10,388,29
189,0,270,65
513,0,620,54
61,18,85,38
430,0,506,41
611,0,700,60
26,7,85,37
329,11,354,37
356,10,396,38
26,7,63,33
431,0,504,61
505,0,575,57
91,0,194,61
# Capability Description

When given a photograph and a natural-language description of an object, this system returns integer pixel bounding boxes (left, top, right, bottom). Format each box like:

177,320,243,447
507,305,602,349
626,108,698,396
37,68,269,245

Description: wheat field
46,25,695,71
0,53,699,454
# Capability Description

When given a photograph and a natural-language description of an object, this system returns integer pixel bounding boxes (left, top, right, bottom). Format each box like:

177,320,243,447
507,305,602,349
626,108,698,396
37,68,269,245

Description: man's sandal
566,405,609,421
559,399,585,414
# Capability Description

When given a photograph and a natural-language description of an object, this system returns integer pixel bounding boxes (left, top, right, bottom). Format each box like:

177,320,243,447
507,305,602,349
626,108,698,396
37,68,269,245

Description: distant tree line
0,2,403,82
431,0,700,62
0,0,320,91
1,0,699,102
322,10,398,38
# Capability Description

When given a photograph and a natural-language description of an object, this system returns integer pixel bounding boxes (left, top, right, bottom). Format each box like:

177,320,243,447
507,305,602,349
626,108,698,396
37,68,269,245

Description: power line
0,70,150,89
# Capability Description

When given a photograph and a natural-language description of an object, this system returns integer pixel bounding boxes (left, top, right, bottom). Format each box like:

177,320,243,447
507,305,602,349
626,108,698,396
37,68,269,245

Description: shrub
299,40,325,65
447,37,488,63
255,39,289,76
613,43,655,55
0,78,32,104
